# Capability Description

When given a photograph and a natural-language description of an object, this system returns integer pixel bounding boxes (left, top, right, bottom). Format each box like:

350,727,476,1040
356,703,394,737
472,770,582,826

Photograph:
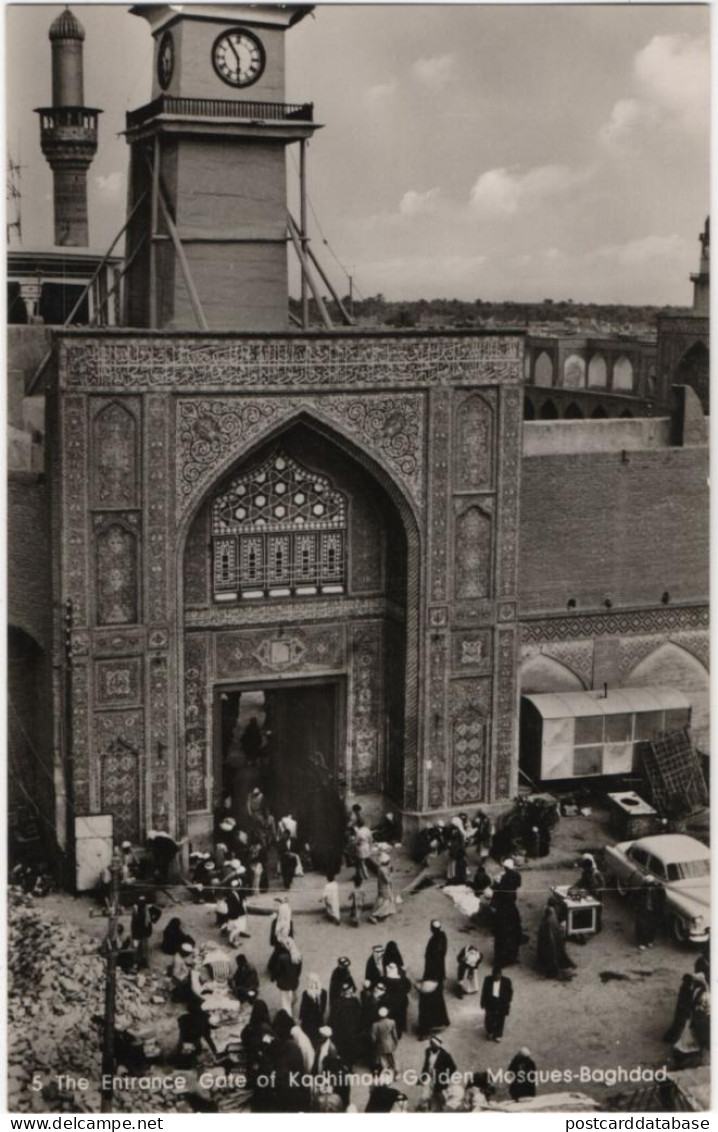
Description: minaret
35,8,100,246
691,216,710,315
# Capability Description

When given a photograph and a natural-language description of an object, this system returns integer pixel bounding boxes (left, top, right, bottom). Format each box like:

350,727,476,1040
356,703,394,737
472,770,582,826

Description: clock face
212,28,265,89
157,30,174,91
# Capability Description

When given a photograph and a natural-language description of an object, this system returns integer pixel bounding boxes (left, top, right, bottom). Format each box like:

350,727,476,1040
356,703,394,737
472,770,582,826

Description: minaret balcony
36,106,101,134
36,106,100,167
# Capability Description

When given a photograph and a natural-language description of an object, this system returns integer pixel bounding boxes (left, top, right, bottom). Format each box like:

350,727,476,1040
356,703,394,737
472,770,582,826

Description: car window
646,855,665,879
628,846,649,868
666,859,710,882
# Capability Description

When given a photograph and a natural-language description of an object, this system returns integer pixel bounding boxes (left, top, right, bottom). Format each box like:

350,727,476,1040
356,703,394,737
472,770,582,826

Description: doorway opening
214,677,346,871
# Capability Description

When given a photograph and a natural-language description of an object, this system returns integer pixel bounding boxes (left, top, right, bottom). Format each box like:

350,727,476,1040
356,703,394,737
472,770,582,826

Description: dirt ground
36,806,707,1112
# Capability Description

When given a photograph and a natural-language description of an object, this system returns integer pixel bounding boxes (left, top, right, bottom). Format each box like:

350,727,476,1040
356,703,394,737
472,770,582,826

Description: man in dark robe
536,899,576,980
508,1048,537,1101
424,919,448,981
365,943,387,985
329,981,362,1068
480,965,513,1041
417,920,450,1038
492,859,522,906
130,895,161,968
329,957,356,1004
420,1035,457,1096
576,854,605,931
664,974,700,1043
472,852,493,896
634,876,666,949
471,811,492,853
147,830,182,884
278,830,300,890
376,811,400,844
240,716,264,763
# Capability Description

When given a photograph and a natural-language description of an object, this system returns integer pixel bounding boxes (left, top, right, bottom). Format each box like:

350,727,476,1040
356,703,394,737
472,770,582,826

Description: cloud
599,99,656,146
365,77,398,103
94,171,124,199
412,53,456,89
398,187,442,217
601,34,709,145
635,34,710,124
469,164,588,217
590,233,691,267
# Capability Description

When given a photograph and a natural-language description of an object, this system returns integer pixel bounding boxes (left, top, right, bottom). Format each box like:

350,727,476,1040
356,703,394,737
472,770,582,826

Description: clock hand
228,36,242,69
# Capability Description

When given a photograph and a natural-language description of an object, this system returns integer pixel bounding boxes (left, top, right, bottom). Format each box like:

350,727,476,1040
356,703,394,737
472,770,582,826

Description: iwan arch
52,332,524,847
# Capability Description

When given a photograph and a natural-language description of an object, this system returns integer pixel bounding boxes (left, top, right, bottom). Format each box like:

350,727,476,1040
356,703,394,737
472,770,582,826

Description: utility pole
348,275,354,320
62,599,75,890
299,138,309,329
100,848,122,1113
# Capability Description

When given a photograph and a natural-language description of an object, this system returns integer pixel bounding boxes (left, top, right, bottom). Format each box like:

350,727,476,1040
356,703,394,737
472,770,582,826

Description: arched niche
564,402,584,420
455,394,494,492
624,641,709,751
563,354,587,389
590,405,608,420
95,521,139,626
520,652,586,695
539,399,559,421
523,396,536,421
454,505,492,600
588,354,608,388
534,351,554,387
92,401,138,509
612,355,634,392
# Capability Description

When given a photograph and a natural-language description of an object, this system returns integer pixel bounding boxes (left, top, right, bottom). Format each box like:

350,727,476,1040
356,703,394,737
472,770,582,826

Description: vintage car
604,833,710,943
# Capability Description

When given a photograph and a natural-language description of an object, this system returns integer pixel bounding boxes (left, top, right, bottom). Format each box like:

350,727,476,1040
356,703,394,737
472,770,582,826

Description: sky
5,2,711,305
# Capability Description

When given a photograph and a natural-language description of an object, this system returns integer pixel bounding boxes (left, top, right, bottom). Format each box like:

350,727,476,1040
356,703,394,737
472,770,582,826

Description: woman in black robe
508,1048,537,1101
161,917,195,955
494,899,523,969
383,961,412,1036
230,954,259,1002
417,920,450,1038
267,1010,311,1113
328,982,363,1068
241,999,274,1087
384,940,406,970
536,900,576,980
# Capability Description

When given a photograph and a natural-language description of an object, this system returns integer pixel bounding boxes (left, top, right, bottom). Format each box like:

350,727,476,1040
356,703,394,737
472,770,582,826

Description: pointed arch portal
179,415,419,857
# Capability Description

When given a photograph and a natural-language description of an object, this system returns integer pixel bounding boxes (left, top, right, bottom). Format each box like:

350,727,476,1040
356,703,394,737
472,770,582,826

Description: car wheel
671,915,690,944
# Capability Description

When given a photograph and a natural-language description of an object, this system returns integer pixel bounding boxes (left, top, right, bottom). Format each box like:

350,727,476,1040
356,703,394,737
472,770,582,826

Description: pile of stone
7,888,181,1114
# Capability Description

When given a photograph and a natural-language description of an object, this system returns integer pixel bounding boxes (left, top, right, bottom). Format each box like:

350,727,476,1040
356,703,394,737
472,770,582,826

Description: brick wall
519,447,709,613
8,473,52,650
8,477,56,853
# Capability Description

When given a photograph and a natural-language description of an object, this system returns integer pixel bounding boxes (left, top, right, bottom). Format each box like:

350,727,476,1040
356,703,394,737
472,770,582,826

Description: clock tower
123,4,317,331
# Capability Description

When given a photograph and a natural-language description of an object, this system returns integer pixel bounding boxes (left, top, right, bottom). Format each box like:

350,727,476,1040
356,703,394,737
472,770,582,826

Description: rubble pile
7,889,181,1114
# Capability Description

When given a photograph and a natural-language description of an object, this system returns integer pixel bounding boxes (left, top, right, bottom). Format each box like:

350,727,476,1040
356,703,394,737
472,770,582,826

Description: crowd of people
63,795,712,1111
